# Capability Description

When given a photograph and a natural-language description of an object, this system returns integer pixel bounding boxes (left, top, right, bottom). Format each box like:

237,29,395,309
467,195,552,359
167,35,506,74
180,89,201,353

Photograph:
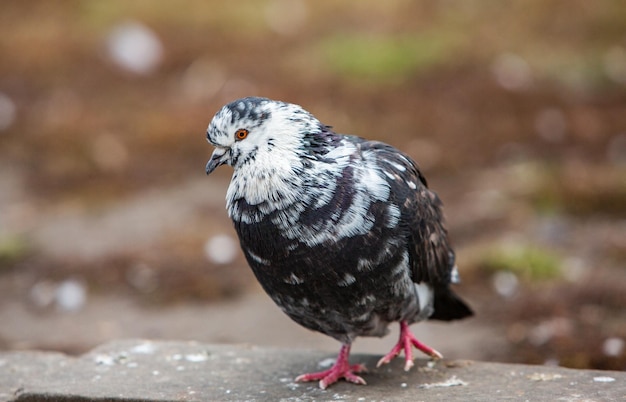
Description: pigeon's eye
235,128,249,141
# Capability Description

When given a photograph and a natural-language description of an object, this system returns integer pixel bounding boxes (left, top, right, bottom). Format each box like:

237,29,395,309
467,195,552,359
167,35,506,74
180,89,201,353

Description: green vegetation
319,32,463,85
481,243,562,281
0,235,30,269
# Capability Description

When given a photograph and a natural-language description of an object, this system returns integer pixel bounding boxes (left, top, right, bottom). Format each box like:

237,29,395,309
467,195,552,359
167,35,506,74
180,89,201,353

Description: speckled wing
354,138,472,321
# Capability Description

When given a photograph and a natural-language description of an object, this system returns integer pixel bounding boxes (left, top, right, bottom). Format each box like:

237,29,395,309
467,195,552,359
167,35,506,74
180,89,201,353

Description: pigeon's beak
205,147,230,175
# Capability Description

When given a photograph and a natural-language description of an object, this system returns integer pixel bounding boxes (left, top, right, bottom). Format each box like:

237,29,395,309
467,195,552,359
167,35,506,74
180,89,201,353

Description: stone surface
0,340,624,401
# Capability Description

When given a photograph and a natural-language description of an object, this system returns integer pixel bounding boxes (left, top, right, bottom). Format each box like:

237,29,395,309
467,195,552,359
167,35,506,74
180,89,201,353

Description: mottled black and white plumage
205,97,472,388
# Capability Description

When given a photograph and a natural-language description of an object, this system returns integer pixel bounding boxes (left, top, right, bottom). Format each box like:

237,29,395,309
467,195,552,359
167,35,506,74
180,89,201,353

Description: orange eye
235,128,249,141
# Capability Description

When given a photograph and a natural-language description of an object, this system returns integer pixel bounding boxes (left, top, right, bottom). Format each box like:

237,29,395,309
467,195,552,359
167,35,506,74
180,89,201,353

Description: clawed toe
295,344,367,389
378,321,443,371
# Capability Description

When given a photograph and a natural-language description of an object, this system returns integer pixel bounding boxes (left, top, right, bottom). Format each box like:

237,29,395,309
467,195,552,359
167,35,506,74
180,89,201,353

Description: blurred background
0,0,625,371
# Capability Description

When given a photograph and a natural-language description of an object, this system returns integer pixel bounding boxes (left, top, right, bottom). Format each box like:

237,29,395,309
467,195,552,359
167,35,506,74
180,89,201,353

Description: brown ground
0,1,625,371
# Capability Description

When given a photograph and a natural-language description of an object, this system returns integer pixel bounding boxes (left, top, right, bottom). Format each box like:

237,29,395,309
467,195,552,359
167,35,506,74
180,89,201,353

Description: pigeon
205,97,473,389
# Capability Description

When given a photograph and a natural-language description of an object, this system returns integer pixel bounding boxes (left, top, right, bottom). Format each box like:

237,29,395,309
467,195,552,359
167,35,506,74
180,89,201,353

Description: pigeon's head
205,97,322,175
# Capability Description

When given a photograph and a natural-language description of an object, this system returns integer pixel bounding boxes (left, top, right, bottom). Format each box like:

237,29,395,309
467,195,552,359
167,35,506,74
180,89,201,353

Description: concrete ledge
1,340,624,401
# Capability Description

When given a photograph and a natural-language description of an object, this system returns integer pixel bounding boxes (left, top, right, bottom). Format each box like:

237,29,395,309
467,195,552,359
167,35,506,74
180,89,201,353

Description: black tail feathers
428,286,473,321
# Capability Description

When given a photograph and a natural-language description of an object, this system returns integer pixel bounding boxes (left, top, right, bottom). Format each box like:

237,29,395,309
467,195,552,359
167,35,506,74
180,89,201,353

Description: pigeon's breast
224,145,432,340
230,191,422,342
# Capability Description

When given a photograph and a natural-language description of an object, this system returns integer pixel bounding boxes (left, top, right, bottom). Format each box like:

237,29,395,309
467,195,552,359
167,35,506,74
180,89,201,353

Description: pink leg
295,344,367,389
376,321,443,371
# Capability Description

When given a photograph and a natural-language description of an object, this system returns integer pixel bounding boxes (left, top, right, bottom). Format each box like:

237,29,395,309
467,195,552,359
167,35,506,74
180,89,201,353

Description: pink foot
377,321,443,371
295,344,367,389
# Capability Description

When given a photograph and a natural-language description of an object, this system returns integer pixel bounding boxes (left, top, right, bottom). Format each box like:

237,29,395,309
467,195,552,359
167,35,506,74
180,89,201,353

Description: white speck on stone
593,376,615,383
418,376,467,389
318,357,336,368
185,352,209,362
131,342,156,354
492,271,518,298
401,382,408,388
176,366,185,371
55,279,87,312
0,92,16,131
602,337,624,357
152,370,159,376
172,354,183,361
116,353,129,363
286,382,300,391
528,372,563,381
106,21,163,75
204,234,238,265
127,362,138,368
94,354,115,366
